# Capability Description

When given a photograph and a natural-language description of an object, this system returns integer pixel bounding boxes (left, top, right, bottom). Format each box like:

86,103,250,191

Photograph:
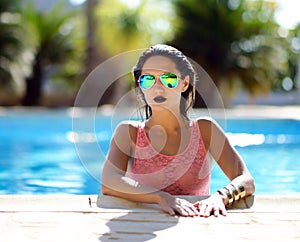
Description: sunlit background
0,0,300,195
1,0,300,107
69,0,300,29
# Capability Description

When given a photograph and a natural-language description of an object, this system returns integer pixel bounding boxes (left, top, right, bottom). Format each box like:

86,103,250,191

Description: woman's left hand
193,193,227,217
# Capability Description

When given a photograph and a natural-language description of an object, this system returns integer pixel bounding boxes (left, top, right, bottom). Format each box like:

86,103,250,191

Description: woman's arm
196,118,255,216
102,122,158,200
101,122,199,216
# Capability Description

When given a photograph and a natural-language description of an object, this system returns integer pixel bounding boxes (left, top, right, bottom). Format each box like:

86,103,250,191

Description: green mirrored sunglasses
138,73,179,90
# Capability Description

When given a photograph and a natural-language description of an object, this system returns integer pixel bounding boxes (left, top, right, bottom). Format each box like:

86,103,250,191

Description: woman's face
139,55,189,113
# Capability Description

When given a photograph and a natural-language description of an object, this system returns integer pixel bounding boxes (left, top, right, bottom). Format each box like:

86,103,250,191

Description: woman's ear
181,75,190,92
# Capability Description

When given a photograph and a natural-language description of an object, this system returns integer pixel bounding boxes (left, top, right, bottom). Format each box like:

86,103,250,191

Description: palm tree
0,0,25,103
21,2,80,106
169,0,289,107
85,0,105,75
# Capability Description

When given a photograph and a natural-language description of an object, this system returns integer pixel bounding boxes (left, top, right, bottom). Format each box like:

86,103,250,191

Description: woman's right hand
157,191,200,217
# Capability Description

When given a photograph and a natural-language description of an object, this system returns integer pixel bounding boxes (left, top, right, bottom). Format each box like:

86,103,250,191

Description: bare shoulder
196,116,221,130
113,120,140,143
195,117,226,143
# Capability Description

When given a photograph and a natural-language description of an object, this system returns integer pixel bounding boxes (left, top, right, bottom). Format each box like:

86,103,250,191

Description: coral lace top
129,121,210,195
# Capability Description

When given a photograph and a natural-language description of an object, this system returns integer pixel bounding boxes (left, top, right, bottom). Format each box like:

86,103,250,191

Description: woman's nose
153,79,164,92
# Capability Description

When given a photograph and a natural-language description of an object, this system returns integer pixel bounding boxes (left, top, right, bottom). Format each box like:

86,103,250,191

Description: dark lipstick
153,96,167,103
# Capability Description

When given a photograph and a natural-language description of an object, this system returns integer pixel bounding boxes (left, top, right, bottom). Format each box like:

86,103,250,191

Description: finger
215,202,227,216
213,207,220,217
174,206,189,217
161,204,176,216
187,203,200,216
180,206,198,217
193,201,201,210
168,209,175,216
178,200,199,216
176,204,199,217
199,204,208,217
185,207,199,217
204,204,213,217
219,205,227,216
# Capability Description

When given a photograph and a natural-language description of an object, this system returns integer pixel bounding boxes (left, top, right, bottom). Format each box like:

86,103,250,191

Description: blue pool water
0,109,299,195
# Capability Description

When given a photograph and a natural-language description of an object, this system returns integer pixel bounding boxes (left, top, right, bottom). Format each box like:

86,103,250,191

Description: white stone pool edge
0,194,300,241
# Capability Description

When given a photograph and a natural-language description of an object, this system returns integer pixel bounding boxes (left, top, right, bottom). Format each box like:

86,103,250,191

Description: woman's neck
146,109,189,132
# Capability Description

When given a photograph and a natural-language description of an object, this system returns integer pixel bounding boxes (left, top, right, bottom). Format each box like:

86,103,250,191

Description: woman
101,44,255,217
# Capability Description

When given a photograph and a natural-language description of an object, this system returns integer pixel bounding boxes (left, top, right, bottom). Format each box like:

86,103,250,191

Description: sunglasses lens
139,75,155,89
160,73,178,88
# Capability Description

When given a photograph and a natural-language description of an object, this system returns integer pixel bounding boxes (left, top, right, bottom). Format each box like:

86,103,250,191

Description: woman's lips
153,96,167,103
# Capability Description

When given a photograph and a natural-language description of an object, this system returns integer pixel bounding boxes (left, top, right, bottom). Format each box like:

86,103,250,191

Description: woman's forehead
142,56,178,73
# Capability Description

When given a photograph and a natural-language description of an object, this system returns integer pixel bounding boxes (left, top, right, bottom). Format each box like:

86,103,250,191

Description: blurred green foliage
95,0,176,55
0,0,84,105
0,0,299,106
21,1,84,105
0,0,25,93
169,0,292,96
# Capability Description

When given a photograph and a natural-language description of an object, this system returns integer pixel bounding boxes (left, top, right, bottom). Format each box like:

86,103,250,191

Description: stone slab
0,194,300,242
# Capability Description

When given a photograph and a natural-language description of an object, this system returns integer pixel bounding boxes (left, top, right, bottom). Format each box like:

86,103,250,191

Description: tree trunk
82,0,117,106
85,0,103,75
22,59,43,106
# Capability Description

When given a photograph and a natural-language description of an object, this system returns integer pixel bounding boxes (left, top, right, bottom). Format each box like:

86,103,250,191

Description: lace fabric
129,121,210,195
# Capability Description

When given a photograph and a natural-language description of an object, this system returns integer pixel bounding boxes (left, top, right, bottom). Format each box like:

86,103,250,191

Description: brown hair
133,44,196,119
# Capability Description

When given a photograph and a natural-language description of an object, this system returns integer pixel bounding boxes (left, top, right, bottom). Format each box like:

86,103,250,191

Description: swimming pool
0,108,299,195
